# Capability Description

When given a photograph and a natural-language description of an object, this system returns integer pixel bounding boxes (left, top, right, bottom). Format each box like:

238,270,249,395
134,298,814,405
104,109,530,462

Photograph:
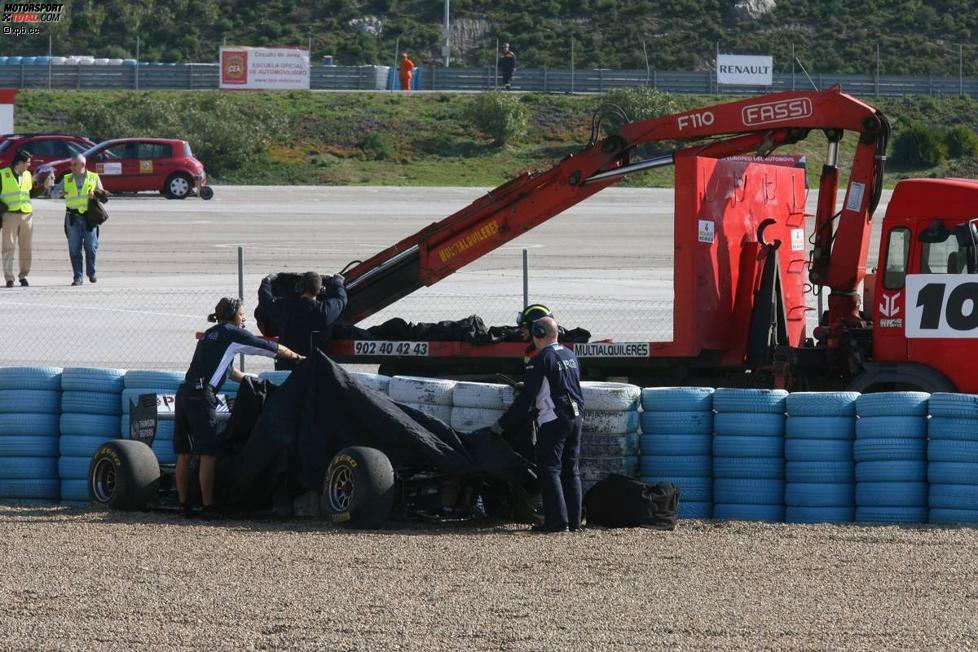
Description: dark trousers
536,413,583,529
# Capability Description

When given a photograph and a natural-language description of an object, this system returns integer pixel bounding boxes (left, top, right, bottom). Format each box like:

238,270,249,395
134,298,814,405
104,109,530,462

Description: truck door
873,224,911,362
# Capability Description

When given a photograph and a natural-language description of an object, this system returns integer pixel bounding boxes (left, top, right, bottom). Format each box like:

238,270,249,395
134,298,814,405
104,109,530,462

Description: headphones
531,320,548,339
217,297,242,322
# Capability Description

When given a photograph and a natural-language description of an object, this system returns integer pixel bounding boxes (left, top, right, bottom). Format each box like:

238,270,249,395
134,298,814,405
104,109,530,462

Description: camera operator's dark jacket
258,275,347,369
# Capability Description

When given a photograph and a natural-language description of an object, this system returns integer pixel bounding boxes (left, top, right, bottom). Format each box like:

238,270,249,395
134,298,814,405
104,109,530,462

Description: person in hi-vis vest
51,154,105,286
0,150,53,287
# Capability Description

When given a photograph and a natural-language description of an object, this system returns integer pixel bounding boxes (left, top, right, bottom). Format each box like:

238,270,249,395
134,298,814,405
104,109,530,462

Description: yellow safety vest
64,171,100,214
0,167,32,214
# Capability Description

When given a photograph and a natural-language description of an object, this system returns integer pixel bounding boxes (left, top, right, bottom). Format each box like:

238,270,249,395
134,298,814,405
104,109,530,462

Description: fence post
522,249,529,309
238,246,245,372
571,38,575,93
544,67,548,92
432,64,436,91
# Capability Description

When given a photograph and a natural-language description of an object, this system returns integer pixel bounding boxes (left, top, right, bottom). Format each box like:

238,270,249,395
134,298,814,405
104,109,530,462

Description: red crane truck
306,87,976,393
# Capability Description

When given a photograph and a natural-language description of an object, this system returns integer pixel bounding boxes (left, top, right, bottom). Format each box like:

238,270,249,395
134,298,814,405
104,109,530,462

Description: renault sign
717,54,773,86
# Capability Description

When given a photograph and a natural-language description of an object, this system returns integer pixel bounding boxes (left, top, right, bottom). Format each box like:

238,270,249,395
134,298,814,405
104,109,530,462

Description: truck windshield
921,232,972,274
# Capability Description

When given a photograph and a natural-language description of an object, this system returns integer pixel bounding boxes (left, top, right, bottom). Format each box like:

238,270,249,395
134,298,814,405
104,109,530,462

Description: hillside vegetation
13,89,978,188
5,0,978,76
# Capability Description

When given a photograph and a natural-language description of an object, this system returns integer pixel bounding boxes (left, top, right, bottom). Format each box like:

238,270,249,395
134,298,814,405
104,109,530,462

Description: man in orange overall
399,52,415,91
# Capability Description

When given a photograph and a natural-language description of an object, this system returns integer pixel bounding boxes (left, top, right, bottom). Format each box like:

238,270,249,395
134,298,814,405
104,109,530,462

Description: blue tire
856,416,927,440
639,455,711,477
640,387,714,412
928,462,978,485
124,370,184,389
928,393,978,419
713,435,783,458
855,481,928,507
714,412,785,437
853,438,925,462
784,439,852,462
0,436,58,456
59,435,116,458
60,413,119,438
0,456,57,479
61,391,122,416
929,508,978,524
152,438,177,464
929,484,978,510
0,390,61,414
928,439,978,463
57,456,91,480
640,411,713,435
712,457,783,480
856,506,928,524
785,461,854,483
855,392,930,417
59,479,89,502
785,416,855,440
785,506,854,524
856,460,927,483
0,367,62,391
641,476,712,502
785,392,859,417
928,417,978,441
0,479,58,499
784,482,854,507
61,368,126,393
713,503,784,522
639,434,711,456
0,413,59,437
678,501,713,519
713,478,783,505
713,388,787,414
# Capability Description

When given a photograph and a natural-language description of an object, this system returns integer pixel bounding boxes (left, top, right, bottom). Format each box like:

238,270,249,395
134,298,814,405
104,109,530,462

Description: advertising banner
220,47,310,90
717,54,773,85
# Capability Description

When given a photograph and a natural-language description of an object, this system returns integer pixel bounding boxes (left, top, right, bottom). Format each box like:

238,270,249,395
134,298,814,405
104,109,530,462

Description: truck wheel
164,173,192,199
88,440,160,510
322,446,395,528
199,185,214,200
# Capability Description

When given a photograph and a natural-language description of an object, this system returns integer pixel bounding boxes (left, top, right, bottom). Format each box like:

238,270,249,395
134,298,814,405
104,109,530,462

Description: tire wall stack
639,388,714,519
578,382,641,493
854,392,930,524
451,382,513,433
928,393,978,524
784,392,858,524
389,375,455,424
0,367,62,502
59,368,125,504
712,389,788,523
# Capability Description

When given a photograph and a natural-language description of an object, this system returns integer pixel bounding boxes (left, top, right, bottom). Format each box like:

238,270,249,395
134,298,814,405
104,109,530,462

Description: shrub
465,92,529,146
360,132,395,160
598,87,680,125
892,123,948,167
944,125,978,159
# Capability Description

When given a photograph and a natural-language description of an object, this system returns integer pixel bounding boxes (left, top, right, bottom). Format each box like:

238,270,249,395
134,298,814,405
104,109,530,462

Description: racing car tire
322,446,395,529
88,440,160,511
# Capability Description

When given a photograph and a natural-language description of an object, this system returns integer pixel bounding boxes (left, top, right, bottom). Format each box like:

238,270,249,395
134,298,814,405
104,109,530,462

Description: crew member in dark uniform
259,271,347,370
492,316,585,532
174,296,303,517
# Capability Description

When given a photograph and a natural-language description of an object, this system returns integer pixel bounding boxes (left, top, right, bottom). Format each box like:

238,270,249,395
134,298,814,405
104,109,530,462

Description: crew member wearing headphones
174,297,303,517
517,304,553,363
492,315,585,533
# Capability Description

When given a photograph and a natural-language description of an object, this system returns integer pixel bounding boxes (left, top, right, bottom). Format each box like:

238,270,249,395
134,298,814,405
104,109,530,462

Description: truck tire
929,439,978,463
712,457,784,480
785,416,855,440
855,482,928,507
784,483,854,507
61,391,122,416
785,506,854,524
712,388,787,414
88,440,161,510
322,446,395,528
714,412,785,437
847,363,955,394
452,382,515,410
853,438,925,462
124,370,184,390
785,461,854,483
640,411,713,435
164,173,192,199
0,479,58,500
389,376,456,406
930,508,978,524
928,393,978,419
855,392,930,417
639,434,711,456
60,413,119,438
928,462,978,485
640,387,714,412
856,416,927,440
0,390,61,414
785,392,859,416
713,435,783,458
929,484,978,510
0,366,62,391
855,506,927,524
784,439,852,462
0,413,59,437
856,461,926,482
0,436,58,456
0,456,57,479
61,367,126,393
928,417,978,441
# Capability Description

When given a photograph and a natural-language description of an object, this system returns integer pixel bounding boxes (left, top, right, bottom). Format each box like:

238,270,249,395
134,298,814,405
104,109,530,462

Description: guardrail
0,63,977,97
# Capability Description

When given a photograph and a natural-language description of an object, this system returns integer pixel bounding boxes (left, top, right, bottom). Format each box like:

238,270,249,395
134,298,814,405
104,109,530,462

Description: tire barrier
639,387,714,519
0,367,62,502
928,393,978,524
712,389,786,522
450,407,505,433
784,392,857,524
452,382,515,411
579,382,642,495
855,392,929,524
389,376,456,406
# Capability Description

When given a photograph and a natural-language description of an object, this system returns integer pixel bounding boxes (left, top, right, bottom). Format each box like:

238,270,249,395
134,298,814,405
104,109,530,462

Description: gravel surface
1,505,977,650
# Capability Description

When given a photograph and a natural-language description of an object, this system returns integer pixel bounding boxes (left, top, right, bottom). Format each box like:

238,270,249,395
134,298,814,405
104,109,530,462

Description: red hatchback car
0,133,97,172
38,137,213,200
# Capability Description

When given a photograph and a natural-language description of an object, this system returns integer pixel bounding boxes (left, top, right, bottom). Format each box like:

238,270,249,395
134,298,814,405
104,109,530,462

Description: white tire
580,381,640,412
401,402,452,424
451,407,506,432
350,372,391,394
584,409,640,435
388,376,456,406
452,382,515,410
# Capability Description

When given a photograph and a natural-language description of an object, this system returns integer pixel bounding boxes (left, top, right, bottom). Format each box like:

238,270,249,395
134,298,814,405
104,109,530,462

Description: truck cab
867,178,978,392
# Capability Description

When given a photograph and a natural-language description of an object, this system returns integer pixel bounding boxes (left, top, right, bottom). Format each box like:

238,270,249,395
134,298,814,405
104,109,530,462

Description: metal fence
1,63,978,97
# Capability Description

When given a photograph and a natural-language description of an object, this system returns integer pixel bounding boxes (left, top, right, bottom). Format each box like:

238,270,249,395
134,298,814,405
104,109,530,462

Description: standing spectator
51,154,105,286
399,52,415,91
0,150,52,288
498,42,517,90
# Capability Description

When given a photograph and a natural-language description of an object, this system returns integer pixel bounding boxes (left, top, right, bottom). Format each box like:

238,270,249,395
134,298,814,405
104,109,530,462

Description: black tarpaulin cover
218,351,533,511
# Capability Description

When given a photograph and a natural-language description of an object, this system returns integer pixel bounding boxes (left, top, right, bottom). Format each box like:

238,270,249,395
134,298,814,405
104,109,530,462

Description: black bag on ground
583,474,679,529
